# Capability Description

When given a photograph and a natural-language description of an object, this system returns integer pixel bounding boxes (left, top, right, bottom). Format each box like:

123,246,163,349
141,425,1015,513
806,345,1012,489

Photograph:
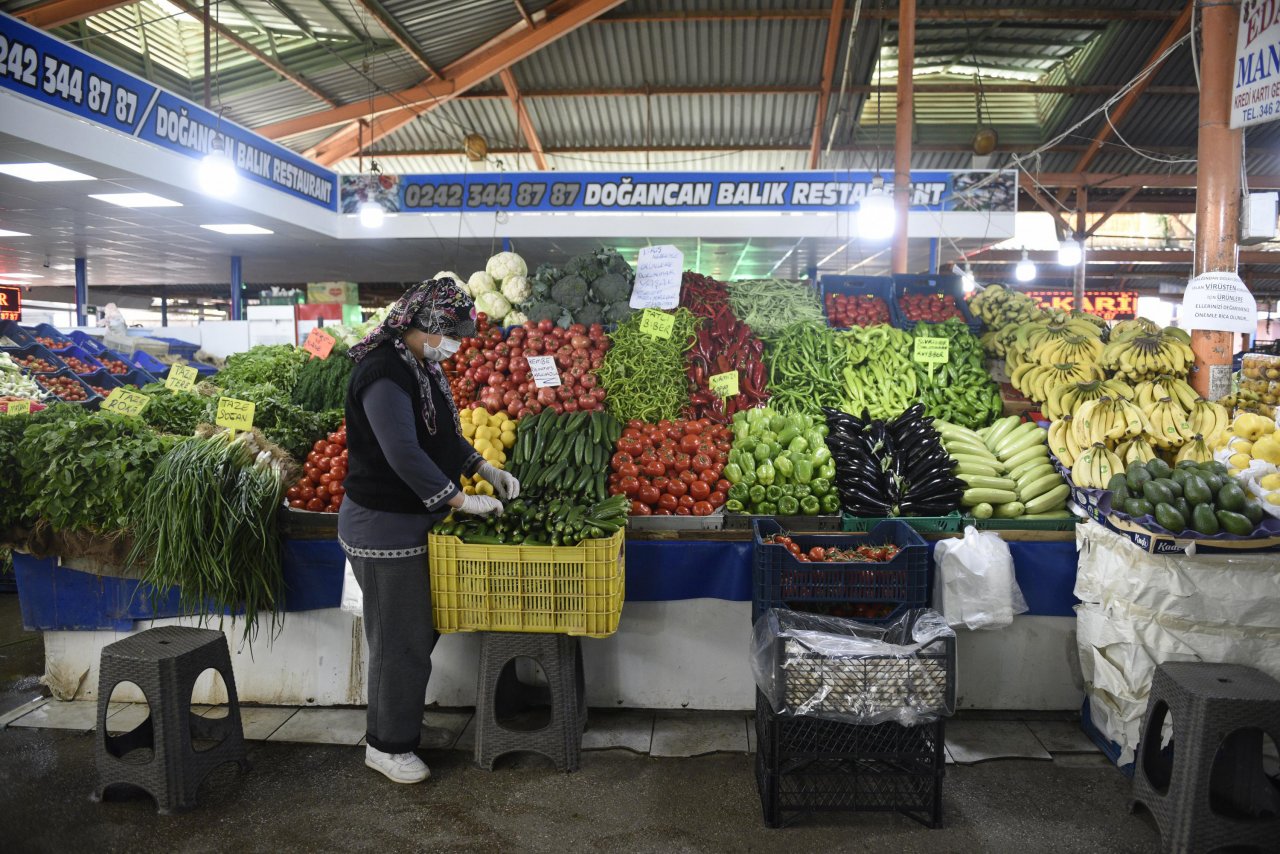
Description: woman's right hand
453,494,504,517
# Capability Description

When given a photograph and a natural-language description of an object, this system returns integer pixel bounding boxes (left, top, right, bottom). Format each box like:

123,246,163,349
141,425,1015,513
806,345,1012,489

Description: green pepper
728,483,750,503
724,462,744,484
812,445,832,466
794,484,811,499
756,460,776,485
787,436,808,455
794,458,814,484
809,477,832,497
733,410,748,427
776,424,800,446
778,496,799,515
749,484,767,505
725,499,745,513
738,436,757,455
774,454,794,480
766,485,784,502
800,495,821,515
819,460,836,480
753,443,772,464
757,501,777,516
746,407,768,428
821,493,841,514
805,429,826,450
759,429,778,446
769,414,788,434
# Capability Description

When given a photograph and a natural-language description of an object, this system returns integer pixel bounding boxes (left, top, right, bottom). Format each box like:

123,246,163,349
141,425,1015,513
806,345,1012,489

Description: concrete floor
0,594,1163,853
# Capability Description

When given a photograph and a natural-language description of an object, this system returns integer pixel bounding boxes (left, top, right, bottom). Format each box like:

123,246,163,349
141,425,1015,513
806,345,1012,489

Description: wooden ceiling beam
498,68,548,170
349,0,442,79
808,0,846,169
14,0,136,28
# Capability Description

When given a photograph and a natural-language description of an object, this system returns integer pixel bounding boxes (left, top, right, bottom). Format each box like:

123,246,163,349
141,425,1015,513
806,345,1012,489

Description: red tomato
630,500,653,516
654,508,673,516
306,498,325,511
692,501,714,516
618,463,640,479
716,478,732,494
315,484,330,500
299,484,316,501
672,453,692,473
642,460,666,478
675,505,692,516
708,490,726,507
289,498,306,509
666,480,688,498
689,481,711,501
691,453,713,473
620,476,640,497
679,469,698,485
699,468,720,485
330,483,345,496
638,485,661,505
287,485,302,500
317,457,333,472
678,494,695,509
657,494,679,511
653,476,670,491
678,434,701,454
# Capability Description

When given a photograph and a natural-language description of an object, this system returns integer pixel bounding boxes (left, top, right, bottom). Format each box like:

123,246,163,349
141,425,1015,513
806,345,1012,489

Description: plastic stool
92,626,249,814
1131,662,1280,853
474,632,587,772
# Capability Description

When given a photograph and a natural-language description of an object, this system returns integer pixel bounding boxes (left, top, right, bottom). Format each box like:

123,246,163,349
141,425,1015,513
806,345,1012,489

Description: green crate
842,512,971,534
973,516,1079,532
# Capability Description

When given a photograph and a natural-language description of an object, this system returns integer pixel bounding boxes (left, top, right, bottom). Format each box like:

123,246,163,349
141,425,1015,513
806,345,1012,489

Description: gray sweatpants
350,553,438,754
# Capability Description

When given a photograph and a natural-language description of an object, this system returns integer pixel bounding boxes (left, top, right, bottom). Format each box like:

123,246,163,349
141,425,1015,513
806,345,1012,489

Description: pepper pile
911,320,1002,430
680,271,732,319
825,404,964,517
598,308,698,423
899,292,964,323
824,293,891,327
839,325,920,421
686,314,769,421
724,406,840,516
608,417,733,516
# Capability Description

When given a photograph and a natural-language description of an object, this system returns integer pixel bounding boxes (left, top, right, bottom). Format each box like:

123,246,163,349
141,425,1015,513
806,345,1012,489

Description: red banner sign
1026,290,1139,320
0,285,20,321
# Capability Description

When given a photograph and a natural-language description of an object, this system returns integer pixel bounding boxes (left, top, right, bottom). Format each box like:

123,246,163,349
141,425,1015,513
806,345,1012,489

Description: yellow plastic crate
428,529,625,638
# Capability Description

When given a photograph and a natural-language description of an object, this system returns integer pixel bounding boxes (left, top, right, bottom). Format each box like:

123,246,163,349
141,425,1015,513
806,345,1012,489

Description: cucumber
1154,502,1186,534
959,474,1018,491
1020,472,1064,502
970,502,994,520
993,501,1026,519
1023,483,1070,515
962,487,1018,506
954,461,1001,478
1022,511,1075,520
995,424,1047,460
1216,509,1254,536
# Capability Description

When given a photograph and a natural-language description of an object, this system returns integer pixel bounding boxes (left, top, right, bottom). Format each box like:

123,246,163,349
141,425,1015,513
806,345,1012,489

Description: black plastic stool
474,632,587,772
92,626,249,814
1131,662,1280,853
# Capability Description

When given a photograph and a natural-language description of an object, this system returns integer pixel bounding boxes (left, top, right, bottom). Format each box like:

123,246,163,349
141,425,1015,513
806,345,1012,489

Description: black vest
343,346,465,514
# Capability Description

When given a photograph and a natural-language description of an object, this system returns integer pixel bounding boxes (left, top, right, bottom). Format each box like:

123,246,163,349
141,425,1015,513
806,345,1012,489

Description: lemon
1253,435,1280,465
1261,473,1280,491
476,480,494,496
471,409,489,427
1268,492,1280,506
461,421,476,439
1230,452,1253,470
463,485,475,495
500,430,516,449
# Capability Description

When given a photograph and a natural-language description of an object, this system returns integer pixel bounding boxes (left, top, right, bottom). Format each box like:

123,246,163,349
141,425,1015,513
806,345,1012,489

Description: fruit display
761,532,902,564
524,250,636,327
609,418,733,516
100,357,130,375
970,285,1042,352
1043,378,1135,421
1217,388,1276,420
14,354,58,373
911,319,1002,429
726,406,839,516
824,292,891,327
1100,319,1195,382
285,423,347,512
36,375,88,402
1005,312,1106,405
506,409,621,505
459,408,517,496
825,404,964,518
899,292,963,323
1106,457,1266,538
936,416,1070,519
1239,353,1280,406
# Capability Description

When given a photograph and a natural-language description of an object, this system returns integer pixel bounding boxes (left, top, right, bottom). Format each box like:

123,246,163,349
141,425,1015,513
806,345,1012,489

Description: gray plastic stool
92,626,248,814
1131,662,1280,853
474,632,587,772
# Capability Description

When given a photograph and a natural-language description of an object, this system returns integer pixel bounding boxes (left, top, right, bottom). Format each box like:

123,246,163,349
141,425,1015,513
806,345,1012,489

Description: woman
340,277,520,784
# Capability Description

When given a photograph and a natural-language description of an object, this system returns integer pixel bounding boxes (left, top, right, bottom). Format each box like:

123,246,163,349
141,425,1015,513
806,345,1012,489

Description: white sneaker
365,745,430,784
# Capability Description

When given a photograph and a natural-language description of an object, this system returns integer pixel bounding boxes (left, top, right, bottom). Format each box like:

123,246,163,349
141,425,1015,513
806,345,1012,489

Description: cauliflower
433,270,463,288
503,310,528,327
501,275,531,304
485,251,527,282
550,275,589,310
467,271,497,297
475,291,511,320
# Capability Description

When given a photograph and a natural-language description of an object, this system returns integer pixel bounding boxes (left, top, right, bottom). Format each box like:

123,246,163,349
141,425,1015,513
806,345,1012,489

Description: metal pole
892,0,915,274
1073,190,1087,308
230,256,243,321
160,286,169,327
74,258,87,327
1191,0,1241,398
202,0,211,109
928,239,939,274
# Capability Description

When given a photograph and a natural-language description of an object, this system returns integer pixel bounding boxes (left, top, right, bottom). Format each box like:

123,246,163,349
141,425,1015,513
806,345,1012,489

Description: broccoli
604,253,632,276
591,272,631,304
605,301,635,324
551,275,589,310
574,302,605,327
526,300,562,322
564,253,604,282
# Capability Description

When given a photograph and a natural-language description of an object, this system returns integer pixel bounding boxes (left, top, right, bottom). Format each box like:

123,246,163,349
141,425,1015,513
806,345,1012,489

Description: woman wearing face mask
340,277,520,784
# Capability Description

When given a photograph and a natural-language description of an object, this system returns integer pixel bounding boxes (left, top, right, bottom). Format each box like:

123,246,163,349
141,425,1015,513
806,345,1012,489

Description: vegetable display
291,347,354,412
838,325,919,421
686,311,769,421
525,250,636,327
609,418,733,516
286,423,348,513
825,404,964,518
138,382,218,435
0,352,43,401
725,406,839,516
598,308,698,423
214,344,309,394
911,320,1002,429
458,408,518,496
201,383,341,461
435,495,628,547
100,357,130,375
15,354,58,373
935,417,1070,520
725,279,824,340
37,375,88,402
824,292,890,327
507,409,622,506
899,292,964,323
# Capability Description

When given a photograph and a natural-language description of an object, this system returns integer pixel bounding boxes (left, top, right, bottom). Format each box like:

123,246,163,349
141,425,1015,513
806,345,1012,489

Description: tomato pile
286,422,347,513
37,375,87,401
15,355,58,373
445,316,609,418
100,358,130,375
87,384,114,398
62,356,97,374
899,292,964,322
35,336,69,350
764,534,902,563
824,293,891,327
609,418,733,516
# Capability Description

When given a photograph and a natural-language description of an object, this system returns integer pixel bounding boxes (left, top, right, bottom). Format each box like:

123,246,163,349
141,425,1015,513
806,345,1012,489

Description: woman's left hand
478,462,521,500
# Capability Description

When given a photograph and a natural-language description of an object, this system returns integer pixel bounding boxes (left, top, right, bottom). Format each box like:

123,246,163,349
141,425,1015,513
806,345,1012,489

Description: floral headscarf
349,277,476,435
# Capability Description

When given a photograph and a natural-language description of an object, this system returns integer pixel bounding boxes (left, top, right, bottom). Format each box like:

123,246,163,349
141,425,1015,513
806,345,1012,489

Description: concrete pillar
892,0,915,274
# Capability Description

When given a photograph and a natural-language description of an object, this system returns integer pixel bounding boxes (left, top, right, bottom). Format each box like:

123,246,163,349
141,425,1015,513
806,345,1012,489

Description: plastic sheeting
934,527,1028,631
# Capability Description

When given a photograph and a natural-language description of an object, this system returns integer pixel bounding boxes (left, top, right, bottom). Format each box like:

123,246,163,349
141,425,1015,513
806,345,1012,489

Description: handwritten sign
709,370,739,398
303,327,336,359
101,387,150,416
4,399,30,415
913,337,950,365
526,355,562,388
630,244,684,309
215,397,256,432
165,364,200,393
639,309,675,339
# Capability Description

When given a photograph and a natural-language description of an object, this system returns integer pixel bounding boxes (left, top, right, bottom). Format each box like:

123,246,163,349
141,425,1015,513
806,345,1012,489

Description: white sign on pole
630,245,684,309
1181,271,1258,334
526,355,562,388
1232,1,1280,128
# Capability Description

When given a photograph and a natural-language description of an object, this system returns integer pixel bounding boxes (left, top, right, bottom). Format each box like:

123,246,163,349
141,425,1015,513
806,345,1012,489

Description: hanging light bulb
1015,249,1037,282
357,159,385,228
858,175,895,241
961,265,977,293
198,141,238,197
1058,237,1083,267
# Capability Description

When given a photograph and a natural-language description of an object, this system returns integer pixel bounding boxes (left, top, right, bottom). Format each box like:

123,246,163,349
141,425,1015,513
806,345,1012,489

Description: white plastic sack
932,526,1027,631
340,559,363,616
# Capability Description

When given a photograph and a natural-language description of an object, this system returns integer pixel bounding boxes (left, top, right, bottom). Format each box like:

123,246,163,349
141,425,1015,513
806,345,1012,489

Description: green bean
725,279,824,340
599,308,699,423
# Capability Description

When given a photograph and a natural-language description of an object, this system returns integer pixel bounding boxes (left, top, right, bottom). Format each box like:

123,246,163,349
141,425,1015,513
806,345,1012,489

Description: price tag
639,309,675,339
709,370,739,398
630,245,684,309
216,397,256,432
526,355,562,388
913,337,950,364
4,400,31,416
101,387,150,417
165,364,200,393
303,327,336,359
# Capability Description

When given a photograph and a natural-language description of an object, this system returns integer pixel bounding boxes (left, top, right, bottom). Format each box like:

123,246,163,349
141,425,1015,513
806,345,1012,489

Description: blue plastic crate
1,342,65,374
78,368,122,398
54,344,106,375
188,360,218,377
69,330,108,354
892,274,983,335
151,335,201,359
33,368,100,407
0,320,34,347
94,348,140,378
28,323,75,350
128,349,171,378
113,368,156,388
751,518,929,623
817,275,902,329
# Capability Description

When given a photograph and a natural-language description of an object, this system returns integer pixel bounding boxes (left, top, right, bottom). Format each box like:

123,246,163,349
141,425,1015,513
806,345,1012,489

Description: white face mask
419,335,461,363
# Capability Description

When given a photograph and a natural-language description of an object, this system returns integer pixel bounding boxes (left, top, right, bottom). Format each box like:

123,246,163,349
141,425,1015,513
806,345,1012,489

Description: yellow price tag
4,399,31,415
708,370,739,399
101,387,150,417
913,337,950,365
165,364,200,393
216,397,256,433
639,309,675,339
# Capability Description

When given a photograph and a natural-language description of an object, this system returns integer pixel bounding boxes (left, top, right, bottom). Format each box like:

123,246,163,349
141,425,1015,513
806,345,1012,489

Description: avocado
1154,502,1187,534
1173,496,1192,521
1242,499,1265,526
1191,503,1220,536
1106,473,1128,493
1124,498,1155,518
1183,475,1213,506
1143,479,1174,506
1216,510,1253,536
1147,459,1173,479
1126,467,1153,491
1217,482,1246,513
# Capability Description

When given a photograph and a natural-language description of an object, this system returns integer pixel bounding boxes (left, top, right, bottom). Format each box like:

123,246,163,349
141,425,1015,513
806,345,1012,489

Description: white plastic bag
932,526,1027,631
340,559,363,616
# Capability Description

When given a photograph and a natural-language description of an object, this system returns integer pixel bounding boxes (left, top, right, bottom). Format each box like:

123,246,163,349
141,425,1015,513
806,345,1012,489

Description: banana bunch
1071,442,1125,489
1109,317,1162,343
1186,399,1229,445
967,284,1042,332
1011,360,1106,404
1174,434,1214,464
1043,378,1134,421
1031,332,1104,368
1100,329,1195,382
1115,438,1157,466
1048,416,1078,466
1146,397,1196,450
1133,375,1199,412
1072,396,1154,448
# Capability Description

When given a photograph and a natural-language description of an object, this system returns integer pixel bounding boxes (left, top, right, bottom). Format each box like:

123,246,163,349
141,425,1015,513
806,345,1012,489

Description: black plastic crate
891,274,982,334
751,518,928,622
0,320,33,347
755,691,945,829
817,275,901,329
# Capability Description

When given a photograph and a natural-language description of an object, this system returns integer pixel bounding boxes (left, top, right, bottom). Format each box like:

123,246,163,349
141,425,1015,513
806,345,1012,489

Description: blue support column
74,258,87,326
928,239,939,274
160,286,169,327
806,263,819,284
501,238,512,252
230,256,243,321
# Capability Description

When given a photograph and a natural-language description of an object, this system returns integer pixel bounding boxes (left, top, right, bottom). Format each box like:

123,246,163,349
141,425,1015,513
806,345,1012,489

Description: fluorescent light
1015,249,1037,282
90,192,182,208
358,200,386,229
198,146,238,198
1058,238,1083,266
0,228,30,237
200,223,274,235
0,272,41,279
0,162,95,182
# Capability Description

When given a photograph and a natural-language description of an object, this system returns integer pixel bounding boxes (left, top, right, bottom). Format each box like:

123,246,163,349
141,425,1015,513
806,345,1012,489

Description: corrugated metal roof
379,0,556,69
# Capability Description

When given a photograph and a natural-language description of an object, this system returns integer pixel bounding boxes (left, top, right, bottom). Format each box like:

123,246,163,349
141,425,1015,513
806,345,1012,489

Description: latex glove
478,462,521,500
456,494,503,517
